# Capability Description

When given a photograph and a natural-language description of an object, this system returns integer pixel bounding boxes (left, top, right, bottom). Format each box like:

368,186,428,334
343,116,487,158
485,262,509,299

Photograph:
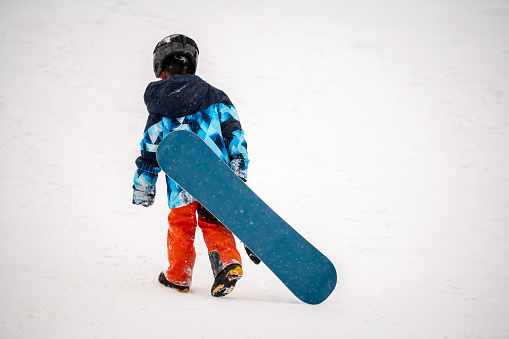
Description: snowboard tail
156,130,337,304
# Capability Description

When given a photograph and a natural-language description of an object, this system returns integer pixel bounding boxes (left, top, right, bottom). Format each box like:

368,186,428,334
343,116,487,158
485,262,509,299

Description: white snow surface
1,0,509,338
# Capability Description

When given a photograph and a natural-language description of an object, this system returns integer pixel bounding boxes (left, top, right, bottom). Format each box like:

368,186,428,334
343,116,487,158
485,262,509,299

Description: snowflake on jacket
133,74,249,209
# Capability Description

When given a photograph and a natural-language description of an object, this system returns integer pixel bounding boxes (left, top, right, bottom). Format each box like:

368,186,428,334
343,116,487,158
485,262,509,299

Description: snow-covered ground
1,0,508,337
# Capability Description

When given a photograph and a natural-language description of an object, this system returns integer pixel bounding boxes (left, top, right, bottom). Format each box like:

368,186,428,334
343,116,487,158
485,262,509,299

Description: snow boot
158,272,190,293
211,264,243,297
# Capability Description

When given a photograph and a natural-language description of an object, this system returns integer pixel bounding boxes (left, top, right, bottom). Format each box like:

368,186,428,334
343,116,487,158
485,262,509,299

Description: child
132,34,252,297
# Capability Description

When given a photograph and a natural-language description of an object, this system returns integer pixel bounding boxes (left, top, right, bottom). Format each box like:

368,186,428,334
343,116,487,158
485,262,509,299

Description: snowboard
156,130,337,304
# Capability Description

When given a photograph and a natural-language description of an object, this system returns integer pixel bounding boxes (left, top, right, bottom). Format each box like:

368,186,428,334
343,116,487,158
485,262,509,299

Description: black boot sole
211,264,243,297
158,272,190,293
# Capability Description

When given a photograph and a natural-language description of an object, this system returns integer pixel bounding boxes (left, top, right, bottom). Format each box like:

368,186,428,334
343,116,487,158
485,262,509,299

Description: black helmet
153,34,199,77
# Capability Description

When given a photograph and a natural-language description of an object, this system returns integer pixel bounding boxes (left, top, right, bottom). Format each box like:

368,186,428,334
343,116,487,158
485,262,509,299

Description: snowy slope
1,0,509,338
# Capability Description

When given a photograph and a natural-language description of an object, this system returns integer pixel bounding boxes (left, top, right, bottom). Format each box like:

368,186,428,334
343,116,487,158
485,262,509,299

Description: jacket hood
144,74,230,119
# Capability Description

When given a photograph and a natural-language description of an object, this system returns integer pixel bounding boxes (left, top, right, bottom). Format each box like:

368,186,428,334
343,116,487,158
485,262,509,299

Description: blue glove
133,158,161,207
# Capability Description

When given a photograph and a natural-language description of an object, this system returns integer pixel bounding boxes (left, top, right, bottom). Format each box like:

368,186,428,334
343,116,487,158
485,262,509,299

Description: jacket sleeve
133,114,165,206
219,104,249,180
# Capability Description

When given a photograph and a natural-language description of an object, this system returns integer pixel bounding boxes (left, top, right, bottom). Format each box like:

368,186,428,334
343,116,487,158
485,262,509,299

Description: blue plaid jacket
133,75,249,209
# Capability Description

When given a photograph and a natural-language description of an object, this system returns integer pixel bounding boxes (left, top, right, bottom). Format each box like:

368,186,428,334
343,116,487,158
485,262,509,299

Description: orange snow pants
164,201,241,287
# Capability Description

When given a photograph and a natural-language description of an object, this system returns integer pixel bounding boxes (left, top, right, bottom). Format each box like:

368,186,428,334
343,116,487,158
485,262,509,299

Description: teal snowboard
156,130,337,304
